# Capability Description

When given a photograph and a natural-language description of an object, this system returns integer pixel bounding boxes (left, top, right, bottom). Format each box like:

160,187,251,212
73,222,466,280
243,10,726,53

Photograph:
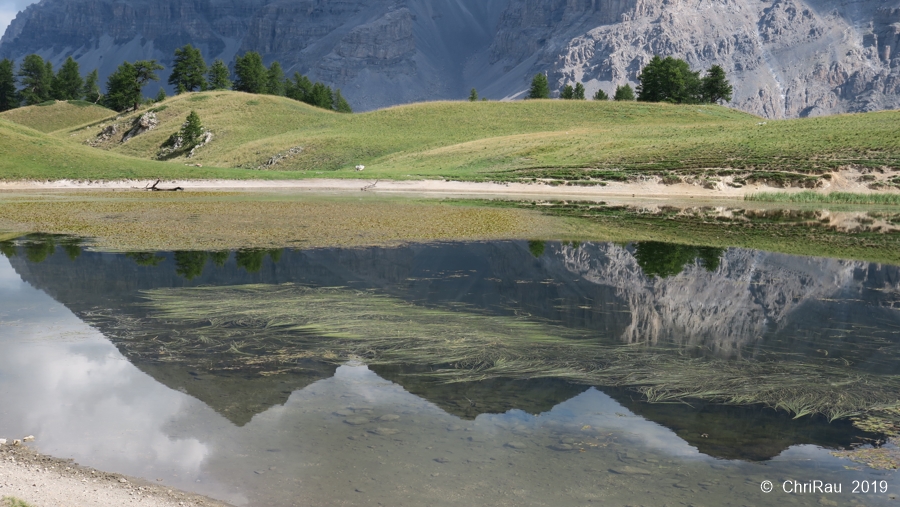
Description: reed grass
114,283,900,422
746,191,900,205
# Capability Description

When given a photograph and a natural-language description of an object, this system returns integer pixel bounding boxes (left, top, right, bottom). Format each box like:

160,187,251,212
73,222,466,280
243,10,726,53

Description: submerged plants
94,283,900,423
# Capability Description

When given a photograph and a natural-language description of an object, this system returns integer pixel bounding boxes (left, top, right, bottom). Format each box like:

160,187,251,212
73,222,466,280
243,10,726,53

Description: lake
1,233,898,506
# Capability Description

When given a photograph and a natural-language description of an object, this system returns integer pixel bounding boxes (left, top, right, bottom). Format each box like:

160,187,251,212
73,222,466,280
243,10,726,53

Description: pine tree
17,54,53,105
232,52,267,94
104,60,163,111
614,84,635,101
468,88,478,101
593,88,608,101
132,60,164,110
0,59,17,111
155,88,166,102
701,65,732,104
527,73,550,99
51,56,83,100
309,82,333,109
266,61,285,96
574,82,586,100
285,72,313,102
560,84,574,99
169,44,207,93
637,55,702,104
180,110,203,147
333,88,352,113
103,62,138,111
83,69,101,102
206,59,231,90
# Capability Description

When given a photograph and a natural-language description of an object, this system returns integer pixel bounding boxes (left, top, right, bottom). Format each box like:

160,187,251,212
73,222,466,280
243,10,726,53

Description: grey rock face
2,0,898,116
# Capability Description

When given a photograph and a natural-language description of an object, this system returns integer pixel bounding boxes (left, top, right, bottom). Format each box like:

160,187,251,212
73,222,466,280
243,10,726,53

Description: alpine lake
2,190,900,507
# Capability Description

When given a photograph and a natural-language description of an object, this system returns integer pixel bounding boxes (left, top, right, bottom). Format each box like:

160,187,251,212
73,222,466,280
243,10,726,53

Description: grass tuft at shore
746,191,900,205
3,497,35,507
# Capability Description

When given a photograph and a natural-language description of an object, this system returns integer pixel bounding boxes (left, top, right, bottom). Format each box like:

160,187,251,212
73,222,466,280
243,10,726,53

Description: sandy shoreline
1,169,897,200
0,176,752,199
0,175,886,199
0,441,232,507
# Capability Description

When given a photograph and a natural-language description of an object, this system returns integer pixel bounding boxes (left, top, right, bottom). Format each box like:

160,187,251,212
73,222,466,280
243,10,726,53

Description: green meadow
1,91,898,183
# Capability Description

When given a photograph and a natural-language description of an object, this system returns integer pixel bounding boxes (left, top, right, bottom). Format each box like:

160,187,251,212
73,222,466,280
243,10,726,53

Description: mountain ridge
1,0,899,116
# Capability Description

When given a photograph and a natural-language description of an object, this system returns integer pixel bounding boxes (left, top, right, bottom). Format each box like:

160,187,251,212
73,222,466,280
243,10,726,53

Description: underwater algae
109,283,900,423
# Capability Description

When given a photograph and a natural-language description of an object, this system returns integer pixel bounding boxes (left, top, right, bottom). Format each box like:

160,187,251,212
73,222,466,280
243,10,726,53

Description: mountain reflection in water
2,237,900,505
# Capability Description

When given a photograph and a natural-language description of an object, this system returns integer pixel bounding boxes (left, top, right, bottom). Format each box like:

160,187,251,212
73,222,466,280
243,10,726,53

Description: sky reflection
1,256,896,506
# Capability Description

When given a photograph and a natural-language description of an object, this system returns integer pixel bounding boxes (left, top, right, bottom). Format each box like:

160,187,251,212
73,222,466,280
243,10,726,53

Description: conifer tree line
526,56,731,105
0,46,352,113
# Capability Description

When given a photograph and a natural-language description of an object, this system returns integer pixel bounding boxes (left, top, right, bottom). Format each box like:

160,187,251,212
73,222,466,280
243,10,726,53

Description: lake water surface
1,237,899,506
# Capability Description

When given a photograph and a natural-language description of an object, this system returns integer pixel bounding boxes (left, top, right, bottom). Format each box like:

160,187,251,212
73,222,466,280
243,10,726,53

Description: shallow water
1,237,899,506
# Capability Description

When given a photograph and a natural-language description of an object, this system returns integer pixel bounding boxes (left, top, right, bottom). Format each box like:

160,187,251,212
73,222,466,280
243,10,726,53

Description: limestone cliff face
540,0,900,118
1,0,899,115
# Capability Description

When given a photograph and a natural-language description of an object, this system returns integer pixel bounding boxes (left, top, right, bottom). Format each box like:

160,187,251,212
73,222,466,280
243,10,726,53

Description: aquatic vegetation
0,193,556,251
747,191,900,205
831,442,900,470
832,407,900,470
107,284,900,422
462,199,900,265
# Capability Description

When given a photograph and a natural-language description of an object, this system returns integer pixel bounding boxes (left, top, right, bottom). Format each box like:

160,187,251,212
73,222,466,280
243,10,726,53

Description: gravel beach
0,442,232,507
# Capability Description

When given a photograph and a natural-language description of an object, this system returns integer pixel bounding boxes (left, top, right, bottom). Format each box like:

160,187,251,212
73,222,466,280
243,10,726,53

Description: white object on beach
23,435,35,442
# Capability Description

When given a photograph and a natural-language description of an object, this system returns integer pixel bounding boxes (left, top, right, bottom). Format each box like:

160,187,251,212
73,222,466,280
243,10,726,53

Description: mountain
1,0,898,116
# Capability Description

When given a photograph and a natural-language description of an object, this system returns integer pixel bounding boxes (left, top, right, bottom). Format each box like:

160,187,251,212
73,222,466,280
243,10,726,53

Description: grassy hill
0,117,306,181
1,91,897,182
0,100,117,133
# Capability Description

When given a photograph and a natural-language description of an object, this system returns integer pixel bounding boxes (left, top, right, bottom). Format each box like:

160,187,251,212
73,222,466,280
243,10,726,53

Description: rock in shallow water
344,417,370,426
609,466,652,475
368,427,400,436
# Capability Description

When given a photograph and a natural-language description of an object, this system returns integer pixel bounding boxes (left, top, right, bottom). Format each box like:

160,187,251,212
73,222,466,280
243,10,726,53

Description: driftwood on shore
145,179,183,192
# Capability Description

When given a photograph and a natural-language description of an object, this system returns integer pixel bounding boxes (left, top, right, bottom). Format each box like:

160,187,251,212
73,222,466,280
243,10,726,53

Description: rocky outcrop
121,111,157,142
2,0,898,116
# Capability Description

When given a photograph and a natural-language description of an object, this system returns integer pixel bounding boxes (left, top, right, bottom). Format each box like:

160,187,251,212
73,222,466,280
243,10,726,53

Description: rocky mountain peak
1,0,898,116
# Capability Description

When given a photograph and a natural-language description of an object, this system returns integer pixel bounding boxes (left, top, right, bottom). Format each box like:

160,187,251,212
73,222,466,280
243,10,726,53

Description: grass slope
0,90,897,181
0,118,314,181
61,92,756,177
0,100,117,133
747,191,900,205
